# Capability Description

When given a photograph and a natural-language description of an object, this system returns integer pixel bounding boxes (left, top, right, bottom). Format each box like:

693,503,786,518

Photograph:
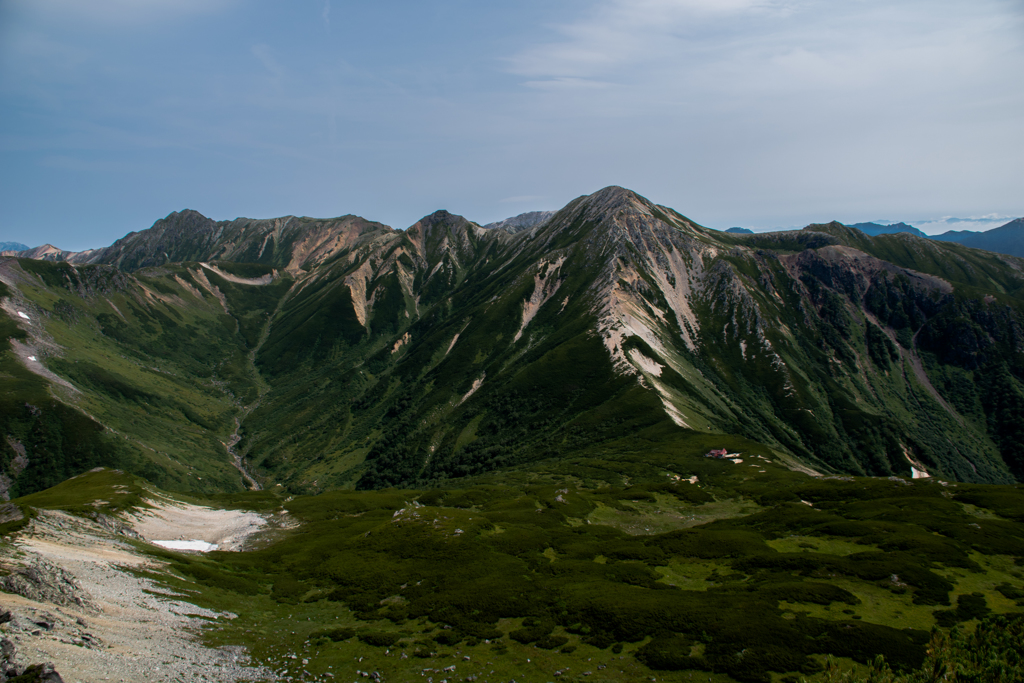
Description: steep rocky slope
1,187,1023,496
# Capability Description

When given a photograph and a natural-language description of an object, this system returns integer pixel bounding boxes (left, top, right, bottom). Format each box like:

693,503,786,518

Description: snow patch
151,540,219,552
27,356,36,362
903,446,931,479
17,311,29,320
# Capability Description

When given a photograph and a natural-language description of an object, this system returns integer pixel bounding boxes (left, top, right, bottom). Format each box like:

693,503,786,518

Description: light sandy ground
0,504,277,683
126,497,268,551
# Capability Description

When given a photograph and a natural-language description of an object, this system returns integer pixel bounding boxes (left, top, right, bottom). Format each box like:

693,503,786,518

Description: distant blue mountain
725,227,753,234
0,242,30,252
932,218,1024,258
847,222,928,238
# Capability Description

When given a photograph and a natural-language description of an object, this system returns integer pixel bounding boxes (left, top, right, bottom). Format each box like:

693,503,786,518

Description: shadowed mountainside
1,187,1023,498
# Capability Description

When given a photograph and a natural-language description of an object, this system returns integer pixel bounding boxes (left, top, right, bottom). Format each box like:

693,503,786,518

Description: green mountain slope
1,187,1023,497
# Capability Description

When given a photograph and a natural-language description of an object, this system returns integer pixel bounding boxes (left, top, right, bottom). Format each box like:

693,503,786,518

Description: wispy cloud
322,0,331,28
506,0,792,82
505,0,1019,103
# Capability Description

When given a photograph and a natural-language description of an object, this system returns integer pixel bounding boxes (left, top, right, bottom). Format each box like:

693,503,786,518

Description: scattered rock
88,512,142,539
0,635,65,682
0,559,98,613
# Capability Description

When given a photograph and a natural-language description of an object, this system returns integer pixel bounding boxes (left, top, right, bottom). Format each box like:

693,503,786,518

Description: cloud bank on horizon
0,0,1022,250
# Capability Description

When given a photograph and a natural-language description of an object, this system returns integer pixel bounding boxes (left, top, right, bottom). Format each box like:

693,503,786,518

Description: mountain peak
551,186,659,231
158,209,217,232
407,209,472,238
583,185,649,212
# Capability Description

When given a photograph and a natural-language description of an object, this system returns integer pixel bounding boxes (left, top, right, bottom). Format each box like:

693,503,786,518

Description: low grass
766,535,877,556
19,460,1013,683
587,494,762,535
13,467,151,515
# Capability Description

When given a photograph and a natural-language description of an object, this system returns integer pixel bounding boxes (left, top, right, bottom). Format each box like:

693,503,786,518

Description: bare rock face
0,633,65,682
0,560,98,613
0,505,23,525
3,662,66,683
483,210,556,234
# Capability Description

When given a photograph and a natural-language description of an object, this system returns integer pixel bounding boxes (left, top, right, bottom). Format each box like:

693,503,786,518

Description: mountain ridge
2,186,1023,500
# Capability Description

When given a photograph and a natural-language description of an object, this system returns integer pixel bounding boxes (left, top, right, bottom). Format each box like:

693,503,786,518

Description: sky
1,0,1022,250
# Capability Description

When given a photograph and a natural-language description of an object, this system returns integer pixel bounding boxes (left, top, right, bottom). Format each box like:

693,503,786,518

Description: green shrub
310,627,355,642
358,632,400,647
271,576,306,603
535,635,569,650
509,618,554,645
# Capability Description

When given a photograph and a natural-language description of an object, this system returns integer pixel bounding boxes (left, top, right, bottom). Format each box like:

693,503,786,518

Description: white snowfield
151,539,219,552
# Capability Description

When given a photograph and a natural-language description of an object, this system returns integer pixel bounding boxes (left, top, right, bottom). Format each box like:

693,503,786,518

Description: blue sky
1,0,1022,250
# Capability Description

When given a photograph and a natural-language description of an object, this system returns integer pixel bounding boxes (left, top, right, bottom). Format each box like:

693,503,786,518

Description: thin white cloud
507,0,793,80
506,0,1021,104
322,0,331,28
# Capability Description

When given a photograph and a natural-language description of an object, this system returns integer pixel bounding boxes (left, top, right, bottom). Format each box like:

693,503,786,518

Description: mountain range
1,186,1023,500
846,222,929,239
931,217,1024,257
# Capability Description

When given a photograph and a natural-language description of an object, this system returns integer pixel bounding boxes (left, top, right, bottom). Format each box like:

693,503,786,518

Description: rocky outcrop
0,617,65,683
483,210,555,234
0,560,98,613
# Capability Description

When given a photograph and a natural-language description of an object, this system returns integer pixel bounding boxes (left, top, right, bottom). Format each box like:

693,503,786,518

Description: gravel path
0,508,276,683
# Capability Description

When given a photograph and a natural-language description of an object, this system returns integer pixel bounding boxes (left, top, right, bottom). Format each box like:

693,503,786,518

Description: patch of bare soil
125,497,268,551
0,508,276,683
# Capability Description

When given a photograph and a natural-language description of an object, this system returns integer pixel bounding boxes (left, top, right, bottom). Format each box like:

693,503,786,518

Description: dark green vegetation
0,257,263,495
814,614,1023,682
13,458,1024,683
3,187,1024,500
